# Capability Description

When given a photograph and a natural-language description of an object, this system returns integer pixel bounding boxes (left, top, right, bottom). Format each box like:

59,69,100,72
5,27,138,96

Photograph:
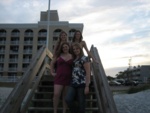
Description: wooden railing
90,45,118,113
0,46,53,113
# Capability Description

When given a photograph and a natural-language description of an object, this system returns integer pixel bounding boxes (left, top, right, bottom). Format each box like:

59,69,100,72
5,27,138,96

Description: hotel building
0,10,83,77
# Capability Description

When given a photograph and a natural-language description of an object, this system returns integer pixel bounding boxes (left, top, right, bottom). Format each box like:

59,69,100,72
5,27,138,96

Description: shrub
127,84,150,94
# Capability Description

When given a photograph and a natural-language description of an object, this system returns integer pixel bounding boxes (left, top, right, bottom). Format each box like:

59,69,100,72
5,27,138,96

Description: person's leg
62,86,68,113
65,86,77,113
77,87,86,113
53,84,64,113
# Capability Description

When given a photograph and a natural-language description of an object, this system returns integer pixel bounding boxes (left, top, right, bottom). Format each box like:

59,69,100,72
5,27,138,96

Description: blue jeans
65,86,85,113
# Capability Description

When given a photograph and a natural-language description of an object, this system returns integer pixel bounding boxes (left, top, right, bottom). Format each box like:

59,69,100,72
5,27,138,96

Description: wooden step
38,85,53,92
32,98,97,102
31,98,98,107
28,107,99,113
28,107,99,110
34,92,53,99
28,75,99,113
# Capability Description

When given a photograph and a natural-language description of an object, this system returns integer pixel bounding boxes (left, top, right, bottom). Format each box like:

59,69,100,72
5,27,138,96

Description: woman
50,42,73,113
65,42,91,113
53,31,68,58
71,30,97,62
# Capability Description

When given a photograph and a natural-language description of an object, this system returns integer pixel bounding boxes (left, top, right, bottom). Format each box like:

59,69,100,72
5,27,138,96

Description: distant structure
124,65,150,83
128,57,132,70
0,10,83,77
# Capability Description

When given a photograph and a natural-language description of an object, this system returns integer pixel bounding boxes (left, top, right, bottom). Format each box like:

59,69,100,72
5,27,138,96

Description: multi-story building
124,65,150,83
0,10,83,77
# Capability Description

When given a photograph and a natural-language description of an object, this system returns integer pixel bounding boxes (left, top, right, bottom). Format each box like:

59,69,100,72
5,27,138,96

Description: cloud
1,0,14,5
0,0,48,23
105,66,127,77
0,0,150,77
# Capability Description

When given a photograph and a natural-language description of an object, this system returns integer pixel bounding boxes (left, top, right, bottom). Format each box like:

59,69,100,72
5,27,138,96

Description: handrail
0,46,53,113
20,64,50,113
90,45,118,113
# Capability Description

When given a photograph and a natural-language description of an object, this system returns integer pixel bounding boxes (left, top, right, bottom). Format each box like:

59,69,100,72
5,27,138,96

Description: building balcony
53,33,59,37
0,68,3,71
9,59,18,63
0,33,6,37
38,41,46,45
38,33,47,37
9,50,19,54
11,41,19,45
69,33,74,37
23,50,32,54
0,50,5,54
0,59,4,62
0,41,6,44
11,33,20,37
24,33,33,37
9,68,17,71
0,75,21,82
24,41,33,45
23,59,31,63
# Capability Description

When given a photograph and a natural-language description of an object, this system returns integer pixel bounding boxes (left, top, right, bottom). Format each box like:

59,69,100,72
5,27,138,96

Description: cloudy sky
0,0,150,77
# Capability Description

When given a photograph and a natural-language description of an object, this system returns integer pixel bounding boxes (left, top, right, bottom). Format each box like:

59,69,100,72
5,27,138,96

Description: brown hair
56,42,71,58
72,30,83,42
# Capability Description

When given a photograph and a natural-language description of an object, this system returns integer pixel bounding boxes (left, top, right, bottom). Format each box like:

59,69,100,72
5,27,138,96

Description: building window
0,29,6,37
53,29,62,41
11,29,20,37
24,29,33,37
10,46,19,53
69,29,76,41
38,29,47,37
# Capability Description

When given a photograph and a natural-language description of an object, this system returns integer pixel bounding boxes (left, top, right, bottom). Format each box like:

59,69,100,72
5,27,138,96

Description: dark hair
72,42,84,58
72,30,83,42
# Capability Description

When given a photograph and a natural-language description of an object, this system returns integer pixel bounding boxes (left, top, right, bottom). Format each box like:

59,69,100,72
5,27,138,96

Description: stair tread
38,85,53,87
28,107,99,110
35,91,95,93
35,92,53,94
28,75,99,113
32,98,97,102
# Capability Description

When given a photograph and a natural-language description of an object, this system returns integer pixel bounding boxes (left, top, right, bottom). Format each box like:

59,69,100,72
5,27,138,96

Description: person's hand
84,87,89,95
51,72,56,77
93,59,99,64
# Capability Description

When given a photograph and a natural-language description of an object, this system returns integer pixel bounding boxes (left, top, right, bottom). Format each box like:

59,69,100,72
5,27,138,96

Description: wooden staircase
28,75,99,113
0,45,118,113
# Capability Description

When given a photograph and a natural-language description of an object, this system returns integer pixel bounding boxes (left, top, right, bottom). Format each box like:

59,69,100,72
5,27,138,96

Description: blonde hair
72,42,84,58
54,31,67,57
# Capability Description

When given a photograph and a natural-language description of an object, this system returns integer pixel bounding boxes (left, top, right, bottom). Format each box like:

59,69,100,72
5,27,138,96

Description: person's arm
84,61,91,94
82,41,97,62
50,58,57,77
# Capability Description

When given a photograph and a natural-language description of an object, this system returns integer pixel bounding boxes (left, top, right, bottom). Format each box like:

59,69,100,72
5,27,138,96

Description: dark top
54,57,73,86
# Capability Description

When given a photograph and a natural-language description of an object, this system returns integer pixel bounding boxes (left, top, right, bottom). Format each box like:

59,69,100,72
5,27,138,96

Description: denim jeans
65,86,85,113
